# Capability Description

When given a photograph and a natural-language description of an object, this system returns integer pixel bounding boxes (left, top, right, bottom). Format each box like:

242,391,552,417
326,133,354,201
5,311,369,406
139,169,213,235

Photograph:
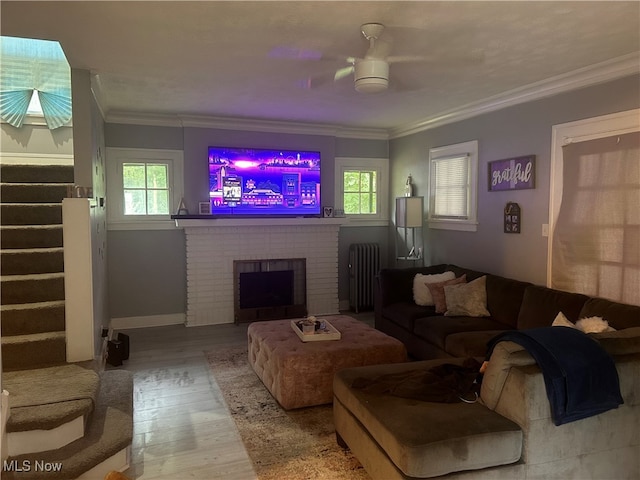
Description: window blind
432,154,470,219
0,36,72,129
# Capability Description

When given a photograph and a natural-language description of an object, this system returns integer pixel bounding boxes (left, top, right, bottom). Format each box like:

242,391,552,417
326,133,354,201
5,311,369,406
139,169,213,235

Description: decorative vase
405,174,413,197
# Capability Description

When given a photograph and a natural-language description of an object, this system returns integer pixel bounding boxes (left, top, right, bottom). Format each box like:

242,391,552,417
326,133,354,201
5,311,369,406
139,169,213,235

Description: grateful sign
488,155,535,191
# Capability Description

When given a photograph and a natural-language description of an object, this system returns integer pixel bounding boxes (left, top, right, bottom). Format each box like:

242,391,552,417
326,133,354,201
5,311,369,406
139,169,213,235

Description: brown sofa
334,264,640,479
374,264,639,359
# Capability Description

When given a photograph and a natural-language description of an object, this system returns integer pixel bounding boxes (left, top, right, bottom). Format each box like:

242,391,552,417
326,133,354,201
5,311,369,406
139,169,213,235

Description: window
123,163,169,215
335,157,389,226
106,148,183,230
427,140,478,231
549,109,639,304
344,170,377,214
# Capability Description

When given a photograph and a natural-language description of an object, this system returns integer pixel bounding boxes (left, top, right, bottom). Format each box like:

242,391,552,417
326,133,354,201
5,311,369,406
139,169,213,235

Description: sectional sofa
374,264,639,359
333,264,640,479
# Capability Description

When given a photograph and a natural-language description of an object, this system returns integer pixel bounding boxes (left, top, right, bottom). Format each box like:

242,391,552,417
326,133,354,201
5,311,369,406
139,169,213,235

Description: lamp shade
396,197,423,228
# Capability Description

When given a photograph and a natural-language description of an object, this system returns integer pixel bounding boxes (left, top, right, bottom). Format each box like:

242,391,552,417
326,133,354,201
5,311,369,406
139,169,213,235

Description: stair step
4,363,98,434
0,164,74,183
1,301,65,336
0,203,62,225
1,272,65,305
1,182,71,203
3,370,134,480
0,225,63,249
1,331,67,371
1,247,64,275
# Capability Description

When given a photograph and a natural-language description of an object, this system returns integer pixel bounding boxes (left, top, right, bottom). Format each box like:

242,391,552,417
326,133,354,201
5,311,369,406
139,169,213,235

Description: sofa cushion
378,265,449,306
446,265,487,282
334,360,523,478
516,285,589,330
413,271,456,306
445,330,508,358
414,315,509,351
444,275,490,317
480,341,536,410
592,327,640,356
579,297,640,330
381,303,438,331
485,275,532,328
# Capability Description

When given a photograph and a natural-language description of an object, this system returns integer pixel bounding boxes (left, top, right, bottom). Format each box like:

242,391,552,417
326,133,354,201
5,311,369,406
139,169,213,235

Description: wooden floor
119,312,374,480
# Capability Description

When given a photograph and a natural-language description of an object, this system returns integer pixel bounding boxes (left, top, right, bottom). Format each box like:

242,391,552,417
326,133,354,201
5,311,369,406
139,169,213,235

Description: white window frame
106,148,184,230
427,140,478,232
334,157,389,227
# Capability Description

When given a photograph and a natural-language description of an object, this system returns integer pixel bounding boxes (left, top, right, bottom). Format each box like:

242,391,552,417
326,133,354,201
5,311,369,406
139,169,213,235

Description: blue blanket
486,327,623,426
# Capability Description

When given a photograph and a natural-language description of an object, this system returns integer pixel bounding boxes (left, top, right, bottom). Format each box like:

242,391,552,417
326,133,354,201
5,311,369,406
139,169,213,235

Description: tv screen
208,146,321,217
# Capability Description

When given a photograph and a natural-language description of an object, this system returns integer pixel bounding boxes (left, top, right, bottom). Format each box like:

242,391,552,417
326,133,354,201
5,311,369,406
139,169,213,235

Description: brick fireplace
176,218,343,326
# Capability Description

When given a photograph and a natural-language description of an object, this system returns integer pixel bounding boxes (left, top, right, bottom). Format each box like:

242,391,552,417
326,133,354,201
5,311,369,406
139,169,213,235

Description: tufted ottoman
247,315,407,409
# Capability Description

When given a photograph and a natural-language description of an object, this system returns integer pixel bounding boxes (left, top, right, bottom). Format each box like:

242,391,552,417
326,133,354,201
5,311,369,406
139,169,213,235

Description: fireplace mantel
174,216,346,228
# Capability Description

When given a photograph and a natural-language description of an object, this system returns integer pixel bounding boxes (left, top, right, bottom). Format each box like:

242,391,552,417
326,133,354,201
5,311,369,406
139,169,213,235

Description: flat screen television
208,146,321,217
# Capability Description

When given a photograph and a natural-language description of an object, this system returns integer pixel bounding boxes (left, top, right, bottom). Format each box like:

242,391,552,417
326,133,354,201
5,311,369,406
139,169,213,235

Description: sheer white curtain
552,132,640,305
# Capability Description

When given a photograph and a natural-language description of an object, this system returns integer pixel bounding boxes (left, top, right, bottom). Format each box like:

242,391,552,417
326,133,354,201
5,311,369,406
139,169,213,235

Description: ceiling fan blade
268,46,325,60
297,71,336,90
387,54,429,64
334,65,355,81
388,50,484,66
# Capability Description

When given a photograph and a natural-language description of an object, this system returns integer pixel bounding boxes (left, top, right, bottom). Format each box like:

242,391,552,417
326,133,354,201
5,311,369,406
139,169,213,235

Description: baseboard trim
110,313,185,330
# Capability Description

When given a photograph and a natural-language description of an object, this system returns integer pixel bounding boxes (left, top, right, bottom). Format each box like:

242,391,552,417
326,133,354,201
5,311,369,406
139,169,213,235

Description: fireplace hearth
234,258,306,323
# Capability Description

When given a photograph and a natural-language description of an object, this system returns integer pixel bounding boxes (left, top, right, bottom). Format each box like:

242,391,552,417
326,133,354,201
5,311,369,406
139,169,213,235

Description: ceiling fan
296,22,482,94
335,23,404,94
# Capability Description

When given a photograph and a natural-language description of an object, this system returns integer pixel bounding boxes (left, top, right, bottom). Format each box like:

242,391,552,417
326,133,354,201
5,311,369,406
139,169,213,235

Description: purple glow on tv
208,146,321,216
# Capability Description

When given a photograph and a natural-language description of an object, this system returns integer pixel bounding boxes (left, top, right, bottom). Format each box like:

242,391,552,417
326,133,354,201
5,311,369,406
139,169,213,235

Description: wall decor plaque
489,155,535,191
504,202,521,234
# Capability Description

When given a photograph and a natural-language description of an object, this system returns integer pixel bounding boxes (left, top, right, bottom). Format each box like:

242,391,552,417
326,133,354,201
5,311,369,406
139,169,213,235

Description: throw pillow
576,316,615,333
552,311,575,328
413,271,456,306
552,312,615,333
444,275,491,317
426,275,467,313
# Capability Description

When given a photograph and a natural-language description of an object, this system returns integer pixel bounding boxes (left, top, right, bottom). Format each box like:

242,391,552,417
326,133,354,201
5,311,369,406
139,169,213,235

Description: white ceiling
2,1,639,133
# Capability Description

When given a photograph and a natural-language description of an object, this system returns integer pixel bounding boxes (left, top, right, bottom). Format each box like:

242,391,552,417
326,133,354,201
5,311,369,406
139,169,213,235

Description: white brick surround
178,218,343,326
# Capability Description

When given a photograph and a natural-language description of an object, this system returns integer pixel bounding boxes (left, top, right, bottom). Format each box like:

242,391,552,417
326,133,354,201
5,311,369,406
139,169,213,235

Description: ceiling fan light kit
354,58,389,93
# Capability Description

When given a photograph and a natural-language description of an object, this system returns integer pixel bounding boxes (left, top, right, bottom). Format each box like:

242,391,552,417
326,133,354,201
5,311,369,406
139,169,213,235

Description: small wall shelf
395,196,424,267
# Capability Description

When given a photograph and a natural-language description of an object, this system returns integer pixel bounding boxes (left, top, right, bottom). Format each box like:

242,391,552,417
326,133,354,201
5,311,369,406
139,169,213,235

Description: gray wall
106,74,639,320
105,125,388,318
389,75,640,285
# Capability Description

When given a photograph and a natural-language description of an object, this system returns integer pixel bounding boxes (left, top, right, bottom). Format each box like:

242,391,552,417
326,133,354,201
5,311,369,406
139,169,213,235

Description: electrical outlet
542,224,549,237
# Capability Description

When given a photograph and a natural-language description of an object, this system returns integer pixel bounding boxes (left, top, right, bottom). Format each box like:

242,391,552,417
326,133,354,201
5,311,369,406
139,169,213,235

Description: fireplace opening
234,258,307,323
239,270,294,309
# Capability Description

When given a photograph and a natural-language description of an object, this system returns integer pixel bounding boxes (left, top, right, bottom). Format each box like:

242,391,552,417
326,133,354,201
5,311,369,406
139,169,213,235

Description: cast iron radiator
348,243,380,313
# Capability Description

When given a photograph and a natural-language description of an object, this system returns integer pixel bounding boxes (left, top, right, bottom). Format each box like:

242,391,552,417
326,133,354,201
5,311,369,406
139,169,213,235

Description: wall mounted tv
208,146,321,217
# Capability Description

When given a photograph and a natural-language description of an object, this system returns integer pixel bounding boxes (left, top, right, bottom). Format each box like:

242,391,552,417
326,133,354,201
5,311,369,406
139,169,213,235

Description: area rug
205,345,369,480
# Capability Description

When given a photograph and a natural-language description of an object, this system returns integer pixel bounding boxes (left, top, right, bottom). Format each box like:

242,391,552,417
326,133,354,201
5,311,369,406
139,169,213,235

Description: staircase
0,163,133,479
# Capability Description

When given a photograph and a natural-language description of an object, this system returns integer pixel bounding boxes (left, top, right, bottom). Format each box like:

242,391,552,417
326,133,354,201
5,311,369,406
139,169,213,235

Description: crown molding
178,114,389,140
105,111,389,140
389,53,640,139
103,53,638,142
